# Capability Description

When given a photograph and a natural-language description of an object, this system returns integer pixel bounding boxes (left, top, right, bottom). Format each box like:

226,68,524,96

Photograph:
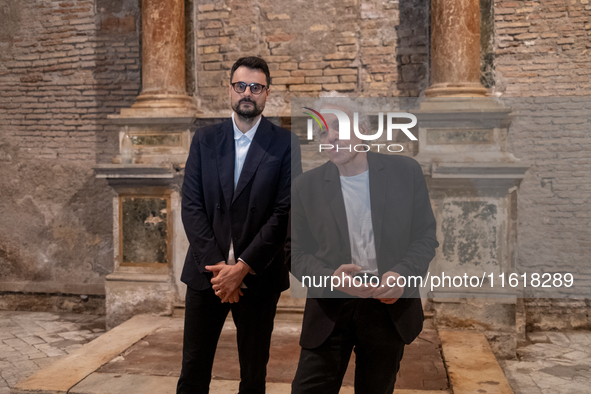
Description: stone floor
501,331,591,394
8,311,591,393
96,317,448,391
0,311,105,394
3,311,449,394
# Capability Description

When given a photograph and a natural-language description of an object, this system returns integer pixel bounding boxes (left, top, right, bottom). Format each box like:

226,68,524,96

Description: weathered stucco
0,141,115,292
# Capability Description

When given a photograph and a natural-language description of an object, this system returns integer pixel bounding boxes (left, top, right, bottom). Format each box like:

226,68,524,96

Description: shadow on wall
93,0,142,165
396,0,430,97
0,0,20,44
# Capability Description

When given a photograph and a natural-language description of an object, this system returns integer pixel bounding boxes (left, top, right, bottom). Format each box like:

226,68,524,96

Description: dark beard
232,99,263,119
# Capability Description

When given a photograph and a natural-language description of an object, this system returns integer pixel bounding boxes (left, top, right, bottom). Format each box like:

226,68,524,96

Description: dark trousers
292,299,405,394
177,286,281,394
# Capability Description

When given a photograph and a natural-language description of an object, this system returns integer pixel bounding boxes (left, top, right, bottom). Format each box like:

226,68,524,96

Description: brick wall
193,0,429,113
0,0,141,299
495,0,591,327
494,0,591,95
0,0,141,162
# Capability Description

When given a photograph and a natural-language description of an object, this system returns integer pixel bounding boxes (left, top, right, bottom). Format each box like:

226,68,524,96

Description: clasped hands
332,264,404,304
205,261,250,303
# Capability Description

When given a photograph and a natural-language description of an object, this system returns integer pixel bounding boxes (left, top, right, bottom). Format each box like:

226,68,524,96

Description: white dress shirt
232,112,261,189
227,113,262,284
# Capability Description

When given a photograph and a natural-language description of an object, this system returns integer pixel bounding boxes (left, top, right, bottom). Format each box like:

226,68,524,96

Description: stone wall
0,0,141,305
0,0,589,327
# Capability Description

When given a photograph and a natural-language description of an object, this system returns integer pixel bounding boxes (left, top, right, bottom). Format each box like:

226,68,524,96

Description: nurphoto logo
302,107,418,153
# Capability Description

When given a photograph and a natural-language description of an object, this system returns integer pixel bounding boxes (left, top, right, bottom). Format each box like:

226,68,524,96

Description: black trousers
291,299,405,394
177,286,281,394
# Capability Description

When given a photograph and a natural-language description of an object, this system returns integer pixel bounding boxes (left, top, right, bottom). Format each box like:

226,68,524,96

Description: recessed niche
119,195,170,266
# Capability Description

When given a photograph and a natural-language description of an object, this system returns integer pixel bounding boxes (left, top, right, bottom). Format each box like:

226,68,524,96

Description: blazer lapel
216,119,235,209
232,116,272,205
324,162,352,260
367,152,386,260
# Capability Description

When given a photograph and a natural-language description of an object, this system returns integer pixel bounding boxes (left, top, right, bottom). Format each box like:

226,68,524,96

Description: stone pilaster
425,0,487,97
101,0,197,327
121,0,197,116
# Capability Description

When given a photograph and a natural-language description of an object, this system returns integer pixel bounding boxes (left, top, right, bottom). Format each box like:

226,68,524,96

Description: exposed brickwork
194,0,429,112
494,0,591,96
0,0,141,163
0,0,141,299
506,98,591,327
494,0,591,325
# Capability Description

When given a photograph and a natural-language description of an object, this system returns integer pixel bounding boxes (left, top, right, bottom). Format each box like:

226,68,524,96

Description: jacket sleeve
284,132,303,271
181,130,225,273
289,178,337,298
389,160,439,297
238,135,301,274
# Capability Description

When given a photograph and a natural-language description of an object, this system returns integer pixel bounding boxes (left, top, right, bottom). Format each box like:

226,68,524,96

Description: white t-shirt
339,170,378,275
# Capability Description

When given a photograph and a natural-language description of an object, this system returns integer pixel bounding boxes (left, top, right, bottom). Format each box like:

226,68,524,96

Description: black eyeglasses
231,81,267,95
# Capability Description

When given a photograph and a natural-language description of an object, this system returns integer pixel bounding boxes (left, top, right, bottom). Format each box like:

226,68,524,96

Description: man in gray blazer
289,95,438,394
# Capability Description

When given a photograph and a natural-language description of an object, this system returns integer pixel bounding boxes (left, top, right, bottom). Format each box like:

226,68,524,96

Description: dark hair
230,57,271,87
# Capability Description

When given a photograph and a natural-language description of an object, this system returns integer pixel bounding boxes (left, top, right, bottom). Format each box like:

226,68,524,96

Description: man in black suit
177,56,301,394
289,95,438,393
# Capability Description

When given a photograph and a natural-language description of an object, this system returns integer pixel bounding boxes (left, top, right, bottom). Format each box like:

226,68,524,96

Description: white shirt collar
232,113,261,141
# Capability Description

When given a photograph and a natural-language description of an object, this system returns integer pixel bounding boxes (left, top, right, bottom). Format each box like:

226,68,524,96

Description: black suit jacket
181,116,302,296
290,152,438,348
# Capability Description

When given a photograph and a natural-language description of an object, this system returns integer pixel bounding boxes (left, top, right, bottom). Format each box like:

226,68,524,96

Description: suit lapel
216,119,235,209
232,116,272,205
324,162,352,259
367,152,386,259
